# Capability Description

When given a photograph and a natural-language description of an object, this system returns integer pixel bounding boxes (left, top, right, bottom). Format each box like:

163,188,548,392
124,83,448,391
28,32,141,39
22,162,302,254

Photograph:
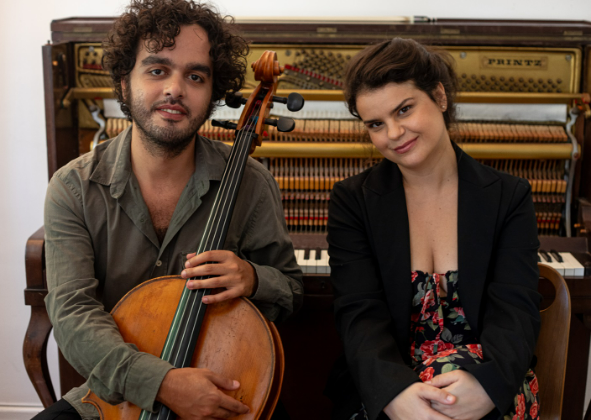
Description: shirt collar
89,125,228,199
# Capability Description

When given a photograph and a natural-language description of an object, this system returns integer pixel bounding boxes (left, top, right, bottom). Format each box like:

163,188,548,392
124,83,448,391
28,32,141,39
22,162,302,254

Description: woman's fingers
418,385,456,406
426,371,460,388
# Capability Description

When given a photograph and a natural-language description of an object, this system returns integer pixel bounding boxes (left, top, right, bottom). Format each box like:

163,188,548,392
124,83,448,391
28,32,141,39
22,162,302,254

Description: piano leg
22,305,56,408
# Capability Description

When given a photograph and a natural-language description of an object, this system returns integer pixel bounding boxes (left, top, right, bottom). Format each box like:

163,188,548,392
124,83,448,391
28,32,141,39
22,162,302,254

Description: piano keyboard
538,250,590,277
293,248,591,277
295,249,331,274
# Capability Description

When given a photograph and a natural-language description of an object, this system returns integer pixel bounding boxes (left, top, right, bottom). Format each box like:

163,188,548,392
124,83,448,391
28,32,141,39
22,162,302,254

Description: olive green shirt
44,126,303,419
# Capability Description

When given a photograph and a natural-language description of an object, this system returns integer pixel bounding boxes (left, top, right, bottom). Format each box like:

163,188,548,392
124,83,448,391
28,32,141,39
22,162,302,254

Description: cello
81,51,304,419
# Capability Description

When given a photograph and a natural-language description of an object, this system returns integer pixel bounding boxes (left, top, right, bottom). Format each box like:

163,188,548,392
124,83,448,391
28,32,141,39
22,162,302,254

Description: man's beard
126,89,214,158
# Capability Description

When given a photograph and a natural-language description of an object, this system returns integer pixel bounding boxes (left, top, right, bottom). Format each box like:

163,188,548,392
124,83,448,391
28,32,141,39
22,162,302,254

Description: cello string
155,123,250,368
169,114,257,369
155,116,259,420
167,99,263,371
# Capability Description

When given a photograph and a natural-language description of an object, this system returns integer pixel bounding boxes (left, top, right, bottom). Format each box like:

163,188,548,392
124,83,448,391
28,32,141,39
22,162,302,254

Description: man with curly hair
35,1,302,419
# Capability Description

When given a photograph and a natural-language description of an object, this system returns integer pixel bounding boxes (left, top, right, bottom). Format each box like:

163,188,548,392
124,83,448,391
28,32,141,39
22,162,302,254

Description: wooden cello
81,51,304,419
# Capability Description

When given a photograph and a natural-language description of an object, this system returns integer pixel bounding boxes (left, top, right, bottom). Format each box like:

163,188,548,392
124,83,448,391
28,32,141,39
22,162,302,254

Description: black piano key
550,249,563,262
539,250,551,263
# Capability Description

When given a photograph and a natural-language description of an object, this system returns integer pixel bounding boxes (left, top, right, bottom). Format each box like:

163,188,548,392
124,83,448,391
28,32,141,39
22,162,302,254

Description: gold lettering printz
481,56,548,70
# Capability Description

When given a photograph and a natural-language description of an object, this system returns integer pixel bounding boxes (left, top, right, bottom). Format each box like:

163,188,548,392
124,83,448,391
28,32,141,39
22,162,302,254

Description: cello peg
225,92,247,109
212,120,238,130
271,92,305,112
265,117,296,133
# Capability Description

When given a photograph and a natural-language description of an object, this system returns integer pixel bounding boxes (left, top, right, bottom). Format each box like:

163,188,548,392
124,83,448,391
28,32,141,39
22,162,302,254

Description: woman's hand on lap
428,370,495,420
383,382,455,420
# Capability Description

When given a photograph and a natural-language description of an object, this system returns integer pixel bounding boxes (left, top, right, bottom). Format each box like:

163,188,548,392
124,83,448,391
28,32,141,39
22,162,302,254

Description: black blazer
326,145,541,420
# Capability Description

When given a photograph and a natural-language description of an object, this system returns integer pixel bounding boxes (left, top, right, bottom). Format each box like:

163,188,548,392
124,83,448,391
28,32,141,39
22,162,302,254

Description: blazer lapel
364,160,413,346
456,149,501,337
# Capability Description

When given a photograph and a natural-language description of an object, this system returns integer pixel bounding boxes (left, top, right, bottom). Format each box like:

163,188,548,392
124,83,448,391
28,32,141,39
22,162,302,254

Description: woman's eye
367,122,382,129
399,105,411,114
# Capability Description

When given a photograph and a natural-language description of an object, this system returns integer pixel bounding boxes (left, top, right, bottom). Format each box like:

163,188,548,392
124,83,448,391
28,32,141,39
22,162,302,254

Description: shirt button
155,260,162,267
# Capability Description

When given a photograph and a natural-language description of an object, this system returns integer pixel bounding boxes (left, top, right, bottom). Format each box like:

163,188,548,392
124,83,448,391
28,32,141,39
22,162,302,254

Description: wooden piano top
50,17,591,46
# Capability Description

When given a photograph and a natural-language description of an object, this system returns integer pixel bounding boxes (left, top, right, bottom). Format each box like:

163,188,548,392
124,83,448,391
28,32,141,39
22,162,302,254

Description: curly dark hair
102,0,249,120
344,38,459,130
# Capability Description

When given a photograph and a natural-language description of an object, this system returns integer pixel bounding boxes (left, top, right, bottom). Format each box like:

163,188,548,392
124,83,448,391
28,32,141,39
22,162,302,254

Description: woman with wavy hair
326,38,541,420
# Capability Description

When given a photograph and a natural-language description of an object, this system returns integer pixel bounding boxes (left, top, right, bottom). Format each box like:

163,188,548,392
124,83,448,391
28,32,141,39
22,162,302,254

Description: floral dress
411,270,539,420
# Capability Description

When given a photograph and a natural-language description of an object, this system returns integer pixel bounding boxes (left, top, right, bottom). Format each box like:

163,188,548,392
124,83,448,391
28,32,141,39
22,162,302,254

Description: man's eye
150,69,164,76
190,74,202,82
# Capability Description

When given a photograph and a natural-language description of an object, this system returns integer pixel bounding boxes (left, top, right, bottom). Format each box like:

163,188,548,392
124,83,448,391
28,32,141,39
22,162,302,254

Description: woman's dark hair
344,38,458,129
102,0,249,120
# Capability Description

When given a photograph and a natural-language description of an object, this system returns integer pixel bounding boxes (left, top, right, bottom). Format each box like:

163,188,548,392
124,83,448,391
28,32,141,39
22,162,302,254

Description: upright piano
26,17,591,419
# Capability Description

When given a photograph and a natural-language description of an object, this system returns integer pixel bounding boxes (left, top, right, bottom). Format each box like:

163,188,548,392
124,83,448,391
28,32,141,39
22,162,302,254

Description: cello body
82,276,284,419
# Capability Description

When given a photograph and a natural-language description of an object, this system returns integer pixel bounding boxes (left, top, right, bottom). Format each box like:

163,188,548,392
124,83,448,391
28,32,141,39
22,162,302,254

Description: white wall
2,0,591,418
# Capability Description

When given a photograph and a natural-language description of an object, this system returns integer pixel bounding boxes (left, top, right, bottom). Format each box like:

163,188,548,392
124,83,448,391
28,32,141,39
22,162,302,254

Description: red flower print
410,313,421,323
516,393,526,420
431,311,440,324
423,356,436,366
420,340,454,359
530,401,539,418
455,307,465,317
529,376,539,396
512,416,518,420
466,344,483,359
419,367,434,382
412,272,418,283
436,348,458,358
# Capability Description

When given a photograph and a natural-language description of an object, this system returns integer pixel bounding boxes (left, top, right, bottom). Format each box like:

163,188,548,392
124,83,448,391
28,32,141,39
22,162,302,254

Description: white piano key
295,249,308,273
558,252,575,277
560,252,585,277
318,250,330,274
308,249,318,274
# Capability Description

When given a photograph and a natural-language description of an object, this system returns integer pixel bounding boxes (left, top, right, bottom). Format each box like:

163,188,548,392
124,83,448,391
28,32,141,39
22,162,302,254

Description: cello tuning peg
211,119,238,130
286,92,305,112
271,92,305,112
265,117,296,133
224,92,247,109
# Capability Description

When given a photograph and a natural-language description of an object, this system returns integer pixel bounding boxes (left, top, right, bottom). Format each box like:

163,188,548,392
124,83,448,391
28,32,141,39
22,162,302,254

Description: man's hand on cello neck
182,250,259,304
